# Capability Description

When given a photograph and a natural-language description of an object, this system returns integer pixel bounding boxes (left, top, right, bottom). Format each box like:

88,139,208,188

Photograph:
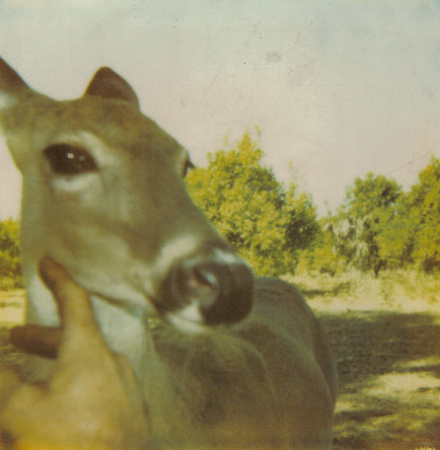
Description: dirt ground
318,310,440,450
1,289,440,449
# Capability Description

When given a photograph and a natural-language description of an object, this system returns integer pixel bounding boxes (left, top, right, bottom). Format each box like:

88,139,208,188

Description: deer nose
159,251,254,327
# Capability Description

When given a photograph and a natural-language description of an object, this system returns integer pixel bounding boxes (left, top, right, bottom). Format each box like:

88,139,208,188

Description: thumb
38,257,98,335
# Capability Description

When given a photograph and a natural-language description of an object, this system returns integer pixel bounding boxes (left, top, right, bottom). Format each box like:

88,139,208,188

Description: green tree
0,218,23,290
186,131,319,276
297,216,345,276
335,173,402,276
405,156,440,272
375,192,415,269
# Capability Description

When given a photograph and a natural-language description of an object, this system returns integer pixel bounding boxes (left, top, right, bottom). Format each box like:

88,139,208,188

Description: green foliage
189,145,439,277
0,218,23,290
404,157,440,272
306,158,440,277
333,173,402,276
375,192,415,269
284,188,321,252
345,173,401,215
186,131,320,276
297,217,345,277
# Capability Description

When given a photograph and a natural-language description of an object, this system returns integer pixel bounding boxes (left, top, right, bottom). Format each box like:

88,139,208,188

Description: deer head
0,58,253,347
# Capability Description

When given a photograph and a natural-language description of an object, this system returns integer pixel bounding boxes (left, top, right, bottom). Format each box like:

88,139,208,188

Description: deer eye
44,144,98,175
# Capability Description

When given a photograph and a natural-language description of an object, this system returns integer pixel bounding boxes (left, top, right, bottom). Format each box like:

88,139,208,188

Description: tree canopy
333,173,402,276
300,159,440,277
405,157,440,271
186,132,320,276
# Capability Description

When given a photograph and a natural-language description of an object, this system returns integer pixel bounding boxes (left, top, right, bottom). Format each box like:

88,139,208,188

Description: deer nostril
187,265,220,309
197,260,253,325
193,266,219,293
160,254,254,327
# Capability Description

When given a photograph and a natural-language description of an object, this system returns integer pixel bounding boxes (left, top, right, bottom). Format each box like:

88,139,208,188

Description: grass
0,288,26,326
284,269,440,314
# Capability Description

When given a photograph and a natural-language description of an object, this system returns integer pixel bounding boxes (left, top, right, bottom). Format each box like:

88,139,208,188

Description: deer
0,57,337,449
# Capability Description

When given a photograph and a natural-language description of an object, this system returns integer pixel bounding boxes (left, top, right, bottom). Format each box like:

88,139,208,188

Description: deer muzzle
158,250,254,329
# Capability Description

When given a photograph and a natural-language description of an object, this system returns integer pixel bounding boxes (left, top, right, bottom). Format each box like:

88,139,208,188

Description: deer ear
84,67,140,109
0,57,30,109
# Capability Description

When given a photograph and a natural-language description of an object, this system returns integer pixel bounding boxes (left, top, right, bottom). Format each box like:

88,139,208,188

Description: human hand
1,257,149,450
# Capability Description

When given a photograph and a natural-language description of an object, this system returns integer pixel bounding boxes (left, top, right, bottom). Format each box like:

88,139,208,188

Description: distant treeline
186,131,440,278
1,131,439,290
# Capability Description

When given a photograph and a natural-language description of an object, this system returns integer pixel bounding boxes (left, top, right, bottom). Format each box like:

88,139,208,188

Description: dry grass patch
289,269,440,314
0,289,25,326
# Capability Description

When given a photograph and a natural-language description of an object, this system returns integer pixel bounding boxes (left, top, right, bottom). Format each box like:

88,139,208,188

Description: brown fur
0,58,337,449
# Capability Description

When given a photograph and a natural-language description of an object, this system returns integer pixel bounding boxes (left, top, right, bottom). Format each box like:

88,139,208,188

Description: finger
38,257,109,366
38,257,98,333
10,325,62,359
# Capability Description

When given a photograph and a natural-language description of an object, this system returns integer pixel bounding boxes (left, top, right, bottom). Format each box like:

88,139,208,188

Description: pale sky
0,0,439,219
